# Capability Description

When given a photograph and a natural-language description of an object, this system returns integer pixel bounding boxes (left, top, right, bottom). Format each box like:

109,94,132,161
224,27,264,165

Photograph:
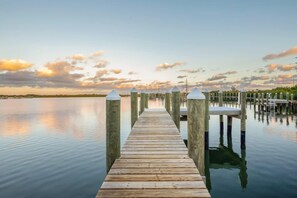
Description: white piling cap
187,88,205,100
171,86,180,92
106,90,121,100
204,88,209,93
219,89,223,93
131,88,137,93
240,89,246,93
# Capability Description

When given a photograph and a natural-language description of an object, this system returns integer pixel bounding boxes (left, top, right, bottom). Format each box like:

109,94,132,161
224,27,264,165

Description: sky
0,0,297,94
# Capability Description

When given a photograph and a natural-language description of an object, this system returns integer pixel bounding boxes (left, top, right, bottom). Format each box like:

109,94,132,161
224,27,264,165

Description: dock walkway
96,109,211,197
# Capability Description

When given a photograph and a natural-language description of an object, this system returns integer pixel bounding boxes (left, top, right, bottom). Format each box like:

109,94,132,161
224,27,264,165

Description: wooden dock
96,109,211,197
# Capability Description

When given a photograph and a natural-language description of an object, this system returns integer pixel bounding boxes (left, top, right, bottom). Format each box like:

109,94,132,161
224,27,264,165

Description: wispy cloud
0,59,33,71
110,69,122,74
156,61,185,71
128,71,137,75
207,74,226,81
206,70,237,81
265,63,296,73
180,68,205,73
94,60,109,68
263,46,297,61
177,75,187,79
90,51,104,58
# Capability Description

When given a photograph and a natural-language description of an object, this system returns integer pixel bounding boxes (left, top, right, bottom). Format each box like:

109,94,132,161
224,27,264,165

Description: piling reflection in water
205,129,248,191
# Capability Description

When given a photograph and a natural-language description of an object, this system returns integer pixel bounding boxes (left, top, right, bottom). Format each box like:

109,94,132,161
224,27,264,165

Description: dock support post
172,86,180,130
131,88,138,128
106,90,121,173
145,92,149,109
291,93,294,114
286,92,289,115
253,92,256,111
257,92,260,112
204,89,210,150
219,90,223,133
165,90,171,114
241,90,247,150
140,92,145,115
227,116,232,136
187,88,205,176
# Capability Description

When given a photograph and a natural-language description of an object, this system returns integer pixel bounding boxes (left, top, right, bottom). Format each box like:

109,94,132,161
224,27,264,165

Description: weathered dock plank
96,109,211,198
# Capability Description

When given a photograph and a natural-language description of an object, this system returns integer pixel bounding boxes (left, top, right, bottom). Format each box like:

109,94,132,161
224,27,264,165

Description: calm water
0,97,296,198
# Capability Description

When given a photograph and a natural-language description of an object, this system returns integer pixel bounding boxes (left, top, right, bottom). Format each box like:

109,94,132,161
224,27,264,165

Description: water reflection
0,116,31,137
205,132,248,191
253,108,297,142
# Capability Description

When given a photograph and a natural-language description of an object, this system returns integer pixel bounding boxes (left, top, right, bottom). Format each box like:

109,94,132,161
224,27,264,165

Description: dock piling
219,90,223,133
130,88,138,128
240,90,247,150
140,91,145,115
106,90,121,173
204,89,210,149
165,90,171,113
187,88,205,176
171,86,180,130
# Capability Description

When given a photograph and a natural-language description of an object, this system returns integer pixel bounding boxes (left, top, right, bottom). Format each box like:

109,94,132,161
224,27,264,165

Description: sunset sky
1,0,297,94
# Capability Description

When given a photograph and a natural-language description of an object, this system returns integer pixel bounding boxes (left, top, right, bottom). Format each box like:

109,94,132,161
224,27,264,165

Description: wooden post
261,93,264,111
291,93,294,114
204,89,210,150
130,88,138,128
258,93,261,112
266,93,269,112
253,92,256,111
241,90,247,150
227,116,232,136
140,91,145,115
165,90,171,114
106,90,121,173
145,92,149,108
219,90,223,133
171,86,180,130
286,92,289,115
187,88,205,176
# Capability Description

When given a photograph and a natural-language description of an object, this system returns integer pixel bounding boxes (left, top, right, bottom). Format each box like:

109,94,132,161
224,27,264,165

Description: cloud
241,75,270,83
100,77,118,81
90,51,104,58
177,75,187,79
207,74,226,81
263,46,297,61
265,63,296,73
206,70,237,81
0,59,33,71
156,61,185,71
36,61,81,77
278,64,296,71
178,81,184,84
67,54,86,61
128,71,137,75
219,70,237,75
0,71,39,87
110,69,122,74
180,68,205,73
36,60,84,88
94,60,109,68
